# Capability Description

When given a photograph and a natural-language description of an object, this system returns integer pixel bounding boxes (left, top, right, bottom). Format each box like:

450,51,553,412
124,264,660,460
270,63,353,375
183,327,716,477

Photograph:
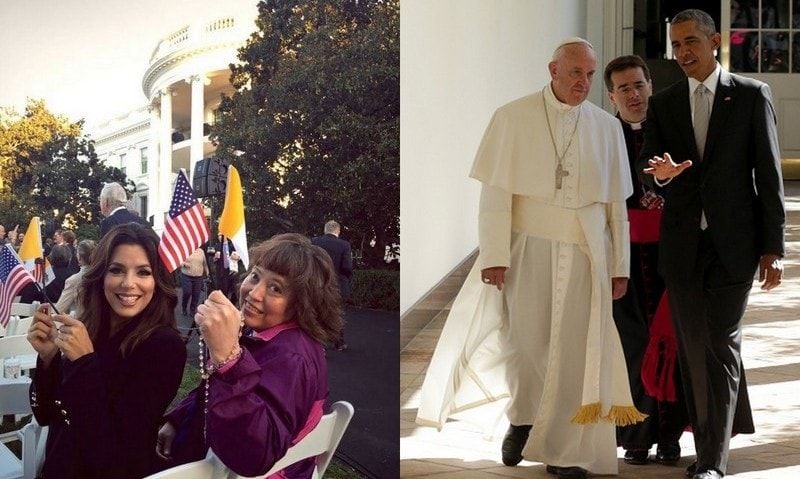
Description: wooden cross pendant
555,163,570,189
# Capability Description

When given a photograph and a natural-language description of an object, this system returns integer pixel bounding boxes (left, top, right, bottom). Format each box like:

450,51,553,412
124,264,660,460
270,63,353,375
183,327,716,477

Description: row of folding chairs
0,378,47,479
1,302,39,338
0,398,352,479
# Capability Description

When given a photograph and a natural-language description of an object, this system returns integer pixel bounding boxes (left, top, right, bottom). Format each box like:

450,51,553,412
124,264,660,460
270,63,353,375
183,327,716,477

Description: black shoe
685,462,697,477
624,449,649,465
656,442,680,464
693,469,722,479
501,424,531,466
557,466,587,479
546,465,559,474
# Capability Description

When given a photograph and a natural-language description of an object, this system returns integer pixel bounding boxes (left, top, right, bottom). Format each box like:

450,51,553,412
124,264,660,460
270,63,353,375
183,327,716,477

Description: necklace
199,312,245,442
542,92,581,189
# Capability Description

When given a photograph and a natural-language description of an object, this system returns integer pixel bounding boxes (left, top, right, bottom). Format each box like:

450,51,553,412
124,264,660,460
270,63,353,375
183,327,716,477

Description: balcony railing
149,16,245,64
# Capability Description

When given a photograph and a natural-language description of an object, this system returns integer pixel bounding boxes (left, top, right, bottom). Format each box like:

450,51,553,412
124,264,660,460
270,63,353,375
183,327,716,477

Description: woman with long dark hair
27,223,187,478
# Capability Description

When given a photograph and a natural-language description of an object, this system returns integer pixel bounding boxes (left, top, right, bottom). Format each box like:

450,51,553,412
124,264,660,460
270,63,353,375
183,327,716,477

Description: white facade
91,15,256,231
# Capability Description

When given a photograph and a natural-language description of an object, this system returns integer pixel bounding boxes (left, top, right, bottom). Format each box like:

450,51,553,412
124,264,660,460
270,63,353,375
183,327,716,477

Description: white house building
91,14,257,231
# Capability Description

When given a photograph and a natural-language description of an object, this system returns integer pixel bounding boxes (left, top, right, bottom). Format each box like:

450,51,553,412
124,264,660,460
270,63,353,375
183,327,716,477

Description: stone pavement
400,182,800,479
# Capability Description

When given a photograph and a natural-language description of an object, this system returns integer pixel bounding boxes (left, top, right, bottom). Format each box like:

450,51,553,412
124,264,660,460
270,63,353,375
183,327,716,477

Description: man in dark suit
99,182,150,237
312,220,353,350
637,9,785,479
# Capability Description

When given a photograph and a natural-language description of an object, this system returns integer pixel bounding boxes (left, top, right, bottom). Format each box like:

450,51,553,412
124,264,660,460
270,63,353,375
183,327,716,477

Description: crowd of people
418,8,784,479
1,180,359,479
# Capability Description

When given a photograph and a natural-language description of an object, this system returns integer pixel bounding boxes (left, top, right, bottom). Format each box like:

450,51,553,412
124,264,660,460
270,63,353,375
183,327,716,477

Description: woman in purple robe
157,233,344,478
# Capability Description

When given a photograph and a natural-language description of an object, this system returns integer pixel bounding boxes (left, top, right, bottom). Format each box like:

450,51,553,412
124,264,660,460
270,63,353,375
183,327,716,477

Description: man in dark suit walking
638,9,785,479
312,220,353,350
99,182,150,237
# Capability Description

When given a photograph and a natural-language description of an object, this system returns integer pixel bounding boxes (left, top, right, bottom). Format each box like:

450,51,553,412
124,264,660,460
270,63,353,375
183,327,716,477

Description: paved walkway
400,181,800,479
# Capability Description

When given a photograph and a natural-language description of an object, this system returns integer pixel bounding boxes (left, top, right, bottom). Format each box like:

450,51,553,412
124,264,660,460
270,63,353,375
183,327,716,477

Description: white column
148,104,161,227
188,74,206,187
158,87,173,232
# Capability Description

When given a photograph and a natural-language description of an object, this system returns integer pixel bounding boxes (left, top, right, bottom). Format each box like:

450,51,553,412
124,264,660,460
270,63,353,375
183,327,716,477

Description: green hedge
350,269,399,311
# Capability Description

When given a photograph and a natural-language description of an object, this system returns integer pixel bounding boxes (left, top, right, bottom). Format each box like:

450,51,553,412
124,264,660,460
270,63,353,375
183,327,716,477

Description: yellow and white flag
18,217,53,285
219,165,249,269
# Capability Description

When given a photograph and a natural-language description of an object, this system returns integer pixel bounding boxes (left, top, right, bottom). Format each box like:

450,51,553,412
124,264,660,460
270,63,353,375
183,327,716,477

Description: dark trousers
614,243,688,450
181,275,205,314
666,232,755,474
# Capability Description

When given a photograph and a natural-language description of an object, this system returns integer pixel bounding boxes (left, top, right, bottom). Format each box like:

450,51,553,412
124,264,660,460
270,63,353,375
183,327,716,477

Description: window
729,0,799,72
140,147,148,174
140,195,148,219
119,153,127,177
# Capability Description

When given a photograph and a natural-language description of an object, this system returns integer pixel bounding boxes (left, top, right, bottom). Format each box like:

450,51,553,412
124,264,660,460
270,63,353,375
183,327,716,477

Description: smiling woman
26,222,187,479
157,233,344,479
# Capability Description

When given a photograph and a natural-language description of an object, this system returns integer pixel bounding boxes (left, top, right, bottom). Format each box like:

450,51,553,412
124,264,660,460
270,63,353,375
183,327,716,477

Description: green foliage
323,461,365,479
171,363,203,409
212,0,399,267
350,269,399,311
0,100,128,231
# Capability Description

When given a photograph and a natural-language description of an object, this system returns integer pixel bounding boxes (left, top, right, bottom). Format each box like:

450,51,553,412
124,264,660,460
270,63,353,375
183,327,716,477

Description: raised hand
643,152,693,181
27,304,60,367
195,290,241,363
54,314,94,361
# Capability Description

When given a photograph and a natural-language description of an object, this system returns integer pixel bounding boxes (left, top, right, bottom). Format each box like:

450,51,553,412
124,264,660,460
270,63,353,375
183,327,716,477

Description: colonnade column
147,103,161,229
188,74,206,187
158,87,174,232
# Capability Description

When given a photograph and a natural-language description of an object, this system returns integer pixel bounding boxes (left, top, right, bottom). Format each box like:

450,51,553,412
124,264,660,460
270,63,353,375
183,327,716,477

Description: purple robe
165,322,328,478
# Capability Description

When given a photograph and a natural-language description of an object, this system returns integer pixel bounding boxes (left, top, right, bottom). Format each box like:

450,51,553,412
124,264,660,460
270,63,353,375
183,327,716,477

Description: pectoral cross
555,163,570,189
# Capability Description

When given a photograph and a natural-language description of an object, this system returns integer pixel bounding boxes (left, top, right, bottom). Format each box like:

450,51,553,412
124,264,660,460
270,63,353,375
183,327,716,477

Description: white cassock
416,85,644,474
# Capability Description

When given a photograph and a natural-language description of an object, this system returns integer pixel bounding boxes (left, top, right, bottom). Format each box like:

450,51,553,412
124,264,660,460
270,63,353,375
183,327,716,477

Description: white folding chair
0,336,37,378
4,318,32,339
145,401,354,479
0,378,42,479
8,303,38,321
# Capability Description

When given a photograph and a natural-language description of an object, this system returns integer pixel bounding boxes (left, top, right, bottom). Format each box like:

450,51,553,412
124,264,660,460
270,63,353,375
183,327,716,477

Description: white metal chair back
5,317,33,338
144,401,355,479
256,400,354,479
0,378,39,479
0,335,37,378
8,303,38,319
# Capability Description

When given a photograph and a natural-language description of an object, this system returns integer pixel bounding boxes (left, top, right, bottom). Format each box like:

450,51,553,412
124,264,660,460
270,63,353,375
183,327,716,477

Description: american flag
1,244,36,328
158,169,210,272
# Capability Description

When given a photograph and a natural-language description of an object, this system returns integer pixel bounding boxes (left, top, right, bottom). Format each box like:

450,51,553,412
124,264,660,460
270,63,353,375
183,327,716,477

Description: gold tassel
604,405,649,426
570,402,602,424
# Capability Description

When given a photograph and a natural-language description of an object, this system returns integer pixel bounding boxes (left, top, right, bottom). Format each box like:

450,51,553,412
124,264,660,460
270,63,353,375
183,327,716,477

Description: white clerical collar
628,121,643,130
688,62,721,96
544,83,581,112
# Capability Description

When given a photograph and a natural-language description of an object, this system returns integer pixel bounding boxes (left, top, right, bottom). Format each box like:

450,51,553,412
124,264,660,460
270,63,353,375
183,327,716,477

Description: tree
0,100,128,233
212,0,399,267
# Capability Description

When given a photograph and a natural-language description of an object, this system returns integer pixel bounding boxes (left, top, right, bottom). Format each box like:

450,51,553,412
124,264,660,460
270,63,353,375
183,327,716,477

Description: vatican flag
219,165,249,269
18,216,54,285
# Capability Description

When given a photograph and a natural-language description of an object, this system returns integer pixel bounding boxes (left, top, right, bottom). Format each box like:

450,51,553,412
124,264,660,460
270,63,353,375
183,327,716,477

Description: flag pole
6,245,61,315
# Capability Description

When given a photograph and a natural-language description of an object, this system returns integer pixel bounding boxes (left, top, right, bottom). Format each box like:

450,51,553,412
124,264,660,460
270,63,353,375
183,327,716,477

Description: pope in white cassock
415,38,646,479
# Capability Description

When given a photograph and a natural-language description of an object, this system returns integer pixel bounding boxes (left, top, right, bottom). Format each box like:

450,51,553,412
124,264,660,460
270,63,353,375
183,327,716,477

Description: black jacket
100,208,150,237
637,69,785,282
30,322,186,479
311,234,354,299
